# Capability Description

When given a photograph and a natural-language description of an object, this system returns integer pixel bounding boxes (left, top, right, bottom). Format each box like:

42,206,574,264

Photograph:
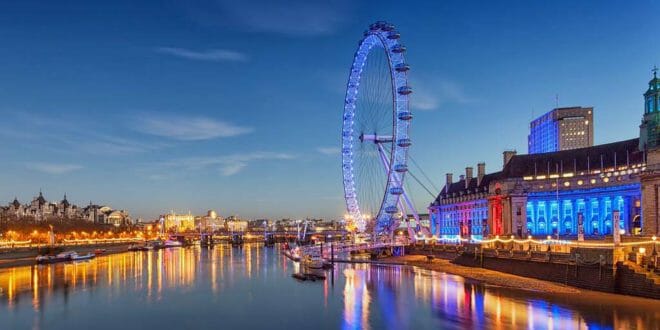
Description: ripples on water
0,244,658,329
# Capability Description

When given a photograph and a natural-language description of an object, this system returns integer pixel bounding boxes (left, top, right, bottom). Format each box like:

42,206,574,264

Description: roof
501,138,641,178
36,191,46,205
433,138,642,204
434,171,501,203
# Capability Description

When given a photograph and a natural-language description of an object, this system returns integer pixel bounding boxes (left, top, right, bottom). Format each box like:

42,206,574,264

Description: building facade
640,69,660,236
528,107,594,154
163,211,195,232
431,74,659,239
1,192,130,225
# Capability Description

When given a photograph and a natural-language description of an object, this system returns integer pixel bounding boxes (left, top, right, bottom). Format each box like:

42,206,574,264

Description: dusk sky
0,0,658,221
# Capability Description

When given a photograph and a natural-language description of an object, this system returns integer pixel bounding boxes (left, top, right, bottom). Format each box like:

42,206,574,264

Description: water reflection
0,244,658,330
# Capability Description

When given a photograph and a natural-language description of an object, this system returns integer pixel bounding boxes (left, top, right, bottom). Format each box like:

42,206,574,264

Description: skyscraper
528,107,594,154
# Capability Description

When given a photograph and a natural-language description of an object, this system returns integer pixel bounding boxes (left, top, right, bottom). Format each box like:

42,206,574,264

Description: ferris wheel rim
341,21,412,234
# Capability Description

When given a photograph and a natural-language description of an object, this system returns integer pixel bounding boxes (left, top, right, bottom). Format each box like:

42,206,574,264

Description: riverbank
386,255,581,294
0,243,136,269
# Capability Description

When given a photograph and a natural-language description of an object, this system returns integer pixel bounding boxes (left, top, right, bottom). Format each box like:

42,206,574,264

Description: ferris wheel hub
359,134,393,144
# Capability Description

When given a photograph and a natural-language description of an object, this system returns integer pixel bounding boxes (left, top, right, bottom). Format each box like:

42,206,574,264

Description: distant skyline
0,0,658,220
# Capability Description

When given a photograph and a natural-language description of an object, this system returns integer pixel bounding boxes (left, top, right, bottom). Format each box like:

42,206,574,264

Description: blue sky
0,0,658,220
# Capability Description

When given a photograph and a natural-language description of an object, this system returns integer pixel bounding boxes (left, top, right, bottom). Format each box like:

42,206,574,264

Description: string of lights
418,234,658,248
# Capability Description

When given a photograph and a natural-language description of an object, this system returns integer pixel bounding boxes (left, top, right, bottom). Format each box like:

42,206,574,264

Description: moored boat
36,251,82,264
70,252,95,261
302,254,332,269
163,240,183,248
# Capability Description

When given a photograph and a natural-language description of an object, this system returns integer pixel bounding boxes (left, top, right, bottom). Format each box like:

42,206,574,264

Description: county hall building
429,72,660,239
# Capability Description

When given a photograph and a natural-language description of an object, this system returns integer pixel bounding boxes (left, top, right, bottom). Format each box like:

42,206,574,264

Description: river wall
407,244,660,300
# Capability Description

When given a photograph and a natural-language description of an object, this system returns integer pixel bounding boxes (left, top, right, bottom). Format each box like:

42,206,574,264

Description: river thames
1,244,658,329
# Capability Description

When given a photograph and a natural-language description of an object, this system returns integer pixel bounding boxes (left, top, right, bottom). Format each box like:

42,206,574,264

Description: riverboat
163,240,183,248
36,251,89,264
70,252,95,261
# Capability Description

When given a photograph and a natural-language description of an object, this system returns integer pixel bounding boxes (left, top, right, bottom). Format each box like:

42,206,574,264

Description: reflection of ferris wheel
342,21,416,236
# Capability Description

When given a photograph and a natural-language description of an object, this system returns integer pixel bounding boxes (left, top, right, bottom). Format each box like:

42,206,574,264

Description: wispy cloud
156,47,248,62
159,151,295,176
182,0,354,37
411,78,475,111
139,115,253,141
317,147,340,155
0,112,166,156
27,163,83,175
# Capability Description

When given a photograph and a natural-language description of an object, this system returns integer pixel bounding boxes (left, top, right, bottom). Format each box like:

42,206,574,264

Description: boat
94,248,107,255
163,240,183,248
302,254,332,269
36,255,55,264
127,244,143,251
57,251,78,259
70,252,95,261
35,251,80,264
291,272,326,281
282,247,301,262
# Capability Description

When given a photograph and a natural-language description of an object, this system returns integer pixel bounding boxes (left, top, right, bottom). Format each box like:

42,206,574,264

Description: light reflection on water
0,244,658,330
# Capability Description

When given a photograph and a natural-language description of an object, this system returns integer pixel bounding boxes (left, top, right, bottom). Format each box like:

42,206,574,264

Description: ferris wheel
342,21,419,237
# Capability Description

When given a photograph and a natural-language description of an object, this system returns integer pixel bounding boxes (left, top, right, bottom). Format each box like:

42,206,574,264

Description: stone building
1,192,130,225
639,68,660,236
430,72,658,238
163,211,195,232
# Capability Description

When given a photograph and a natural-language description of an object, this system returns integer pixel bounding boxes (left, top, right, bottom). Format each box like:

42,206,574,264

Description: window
649,98,654,113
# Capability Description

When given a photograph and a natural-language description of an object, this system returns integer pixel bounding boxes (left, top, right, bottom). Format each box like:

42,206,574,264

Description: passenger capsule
385,206,398,214
387,32,401,39
395,63,410,72
393,164,408,172
398,86,413,95
383,24,396,32
398,111,413,120
389,187,404,195
397,138,412,147
391,44,406,53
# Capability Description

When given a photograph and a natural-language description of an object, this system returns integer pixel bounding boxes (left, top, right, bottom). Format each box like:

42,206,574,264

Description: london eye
342,21,415,237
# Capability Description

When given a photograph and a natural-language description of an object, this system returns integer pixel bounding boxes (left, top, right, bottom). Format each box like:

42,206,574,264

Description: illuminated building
430,73,660,238
163,211,195,232
528,107,594,154
225,215,248,232
640,67,660,235
195,210,223,231
0,192,130,225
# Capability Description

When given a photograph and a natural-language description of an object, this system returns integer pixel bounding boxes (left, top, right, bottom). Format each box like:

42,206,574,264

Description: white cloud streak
27,163,83,175
160,151,296,176
183,0,354,37
317,147,340,155
139,115,254,141
156,47,248,62
411,79,475,111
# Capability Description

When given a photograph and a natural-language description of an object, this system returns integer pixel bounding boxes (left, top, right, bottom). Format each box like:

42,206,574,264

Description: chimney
465,167,473,189
459,174,465,182
477,162,486,186
445,173,453,192
503,150,517,168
